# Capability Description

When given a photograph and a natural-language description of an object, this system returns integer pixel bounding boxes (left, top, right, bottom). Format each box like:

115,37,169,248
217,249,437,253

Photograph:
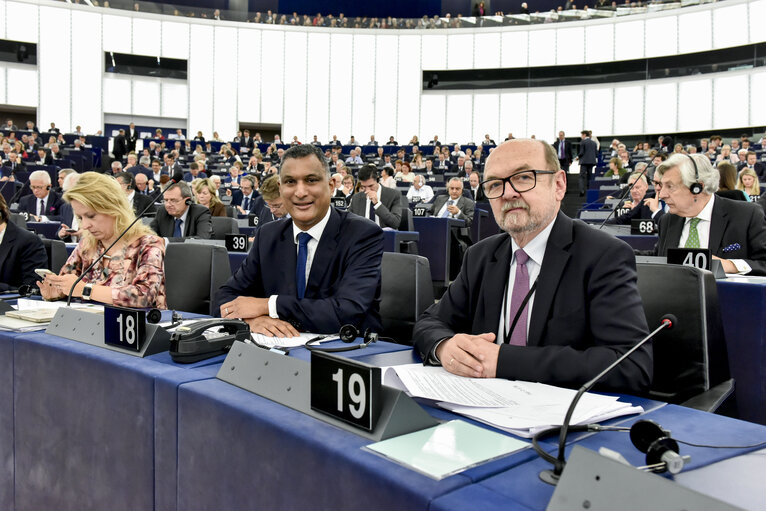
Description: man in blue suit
217,144,384,336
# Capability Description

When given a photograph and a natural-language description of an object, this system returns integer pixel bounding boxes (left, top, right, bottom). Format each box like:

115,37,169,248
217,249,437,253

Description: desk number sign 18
104,305,146,352
310,351,381,432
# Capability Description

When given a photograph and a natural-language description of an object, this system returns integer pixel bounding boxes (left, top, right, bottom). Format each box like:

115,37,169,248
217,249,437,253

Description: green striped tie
685,218,701,248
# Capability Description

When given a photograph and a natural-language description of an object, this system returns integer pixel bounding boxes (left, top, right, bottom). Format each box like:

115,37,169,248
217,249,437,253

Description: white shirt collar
510,213,557,267
127,191,135,203
292,205,332,244
686,193,715,224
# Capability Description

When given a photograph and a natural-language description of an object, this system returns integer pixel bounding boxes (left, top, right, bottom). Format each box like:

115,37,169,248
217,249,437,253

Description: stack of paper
0,300,103,332
384,364,643,438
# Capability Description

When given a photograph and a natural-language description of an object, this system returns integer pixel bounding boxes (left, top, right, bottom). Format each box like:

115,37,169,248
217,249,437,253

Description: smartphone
64,229,77,233
34,269,55,278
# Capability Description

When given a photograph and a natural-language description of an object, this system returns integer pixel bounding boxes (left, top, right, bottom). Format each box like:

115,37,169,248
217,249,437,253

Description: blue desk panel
432,405,766,511
716,278,766,426
10,330,216,510
413,217,465,284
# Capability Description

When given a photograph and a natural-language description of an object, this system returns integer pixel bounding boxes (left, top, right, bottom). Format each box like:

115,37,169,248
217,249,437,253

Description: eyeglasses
480,170,556,198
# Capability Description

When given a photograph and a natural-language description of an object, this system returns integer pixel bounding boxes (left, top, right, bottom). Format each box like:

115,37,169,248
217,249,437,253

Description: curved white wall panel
3,0,762,141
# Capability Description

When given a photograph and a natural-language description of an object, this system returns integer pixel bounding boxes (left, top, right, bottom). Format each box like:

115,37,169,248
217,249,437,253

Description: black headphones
686,154,703,195
532,419,688,475
184,198,192,206
305,324,379,352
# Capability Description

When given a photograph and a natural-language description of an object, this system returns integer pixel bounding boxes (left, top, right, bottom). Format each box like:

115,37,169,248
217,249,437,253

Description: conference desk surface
3,321,765,510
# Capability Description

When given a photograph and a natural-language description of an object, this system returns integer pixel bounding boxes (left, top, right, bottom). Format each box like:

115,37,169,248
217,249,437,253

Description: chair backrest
636,263,730,404
210,216,238,239
398,199,414,231
380,252,434,344
165,243,231,315
41,238,68,273
9,213,27,229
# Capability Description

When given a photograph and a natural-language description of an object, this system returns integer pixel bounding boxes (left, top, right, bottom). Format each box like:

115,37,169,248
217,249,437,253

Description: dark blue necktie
368,201,375,221
243,196,250,211
173,218,183,237
296,232,311,299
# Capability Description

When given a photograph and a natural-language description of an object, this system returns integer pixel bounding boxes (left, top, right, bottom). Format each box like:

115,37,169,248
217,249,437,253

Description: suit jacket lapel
708,197,727,253
305,209,339,296
663,214,685,254
528,213,572,346
274,218,298,295
480,235,512,334
0,222,17,269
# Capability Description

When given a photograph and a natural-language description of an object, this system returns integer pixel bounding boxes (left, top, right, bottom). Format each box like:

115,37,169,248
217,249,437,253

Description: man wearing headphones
348,164,403,229
654,153,766,275
18,170,64,221
114,172,156,217
149,181,213,242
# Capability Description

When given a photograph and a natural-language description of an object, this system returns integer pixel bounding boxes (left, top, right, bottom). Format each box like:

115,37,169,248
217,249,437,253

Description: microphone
7,178,29,208
65,170,184,305
535,314,676,485
596,163,651,229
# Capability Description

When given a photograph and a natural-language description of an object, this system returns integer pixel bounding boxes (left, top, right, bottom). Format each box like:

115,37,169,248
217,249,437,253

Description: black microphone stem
552,319,672,476
596,164,650,230
65,175,182,305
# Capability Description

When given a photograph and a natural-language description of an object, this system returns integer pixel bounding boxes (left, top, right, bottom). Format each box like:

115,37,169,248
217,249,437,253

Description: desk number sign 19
310,351,382,432
104,305,146,352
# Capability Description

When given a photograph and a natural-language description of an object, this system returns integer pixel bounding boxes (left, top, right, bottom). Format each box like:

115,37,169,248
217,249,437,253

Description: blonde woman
737,168,761,197
37,172,166,308
193,178,227,217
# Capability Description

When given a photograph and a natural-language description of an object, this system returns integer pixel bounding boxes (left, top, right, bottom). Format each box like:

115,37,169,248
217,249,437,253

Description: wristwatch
82,283,94,301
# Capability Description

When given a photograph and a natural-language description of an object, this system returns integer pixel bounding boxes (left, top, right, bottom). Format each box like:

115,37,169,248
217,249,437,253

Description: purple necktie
508,249,530,346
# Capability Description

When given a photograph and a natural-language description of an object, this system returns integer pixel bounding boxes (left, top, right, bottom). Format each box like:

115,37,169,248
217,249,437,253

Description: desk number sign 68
310,351,381,431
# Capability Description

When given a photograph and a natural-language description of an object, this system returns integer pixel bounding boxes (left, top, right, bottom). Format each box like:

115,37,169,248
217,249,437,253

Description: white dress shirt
678,194,751,274
268,207,332,318
496,218,556,344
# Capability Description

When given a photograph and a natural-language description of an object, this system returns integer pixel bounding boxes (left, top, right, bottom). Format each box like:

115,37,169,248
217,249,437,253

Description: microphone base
539,468,561,486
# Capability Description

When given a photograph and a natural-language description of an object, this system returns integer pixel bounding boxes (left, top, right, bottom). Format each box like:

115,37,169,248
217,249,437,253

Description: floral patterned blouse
60,234,167,309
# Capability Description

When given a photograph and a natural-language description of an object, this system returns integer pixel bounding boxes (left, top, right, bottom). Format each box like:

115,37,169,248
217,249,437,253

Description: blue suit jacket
215,208,384,333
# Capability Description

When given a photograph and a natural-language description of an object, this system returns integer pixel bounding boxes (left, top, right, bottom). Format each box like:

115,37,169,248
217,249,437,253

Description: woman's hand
44,273,83,298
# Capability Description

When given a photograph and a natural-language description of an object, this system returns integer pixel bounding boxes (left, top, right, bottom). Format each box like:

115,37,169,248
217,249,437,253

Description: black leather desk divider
548,446,737,511
45,307,171,357
216,341,439,441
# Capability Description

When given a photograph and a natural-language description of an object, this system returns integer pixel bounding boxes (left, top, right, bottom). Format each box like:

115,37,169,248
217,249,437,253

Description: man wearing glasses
150,181,213,242
412,139,652,393
18,170,64,221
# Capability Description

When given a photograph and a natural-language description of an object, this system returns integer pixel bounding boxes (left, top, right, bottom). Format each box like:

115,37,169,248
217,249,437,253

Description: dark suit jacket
215,208,384,333
578,138,598,165
113,135,128,159
150,203,213,242
2,160,26,172
0,221,48,292
126,128,139,152
655,195,766,276
18,192,64,220
348,186,403,229
431,195,475,226
606,192,664,225
468,186,487,203
738,163,766,181
412,212,652,393
552,139,573,164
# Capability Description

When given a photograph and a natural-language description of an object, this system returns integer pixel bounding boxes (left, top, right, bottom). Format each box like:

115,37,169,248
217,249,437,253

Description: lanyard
502,277,539,345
